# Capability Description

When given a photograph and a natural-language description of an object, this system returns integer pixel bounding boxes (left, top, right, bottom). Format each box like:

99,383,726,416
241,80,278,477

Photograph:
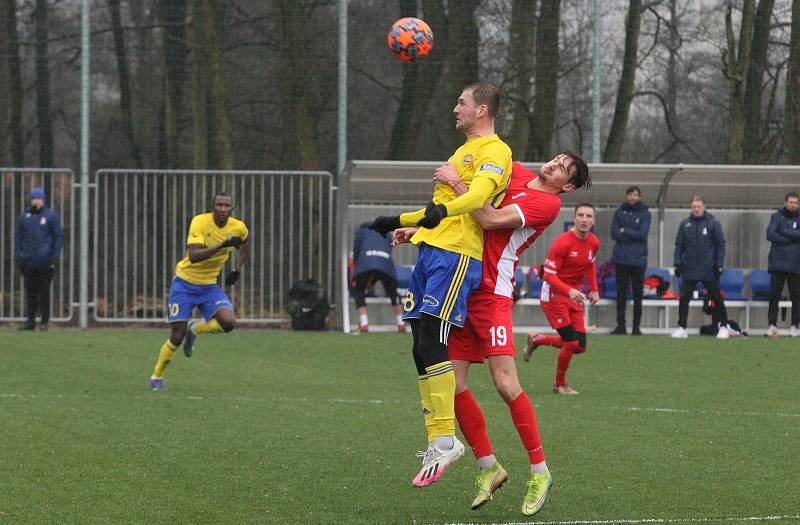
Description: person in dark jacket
352,223,404,332
671,196,729,339
765,191,800,337
610,186,651,335
14,187,63,330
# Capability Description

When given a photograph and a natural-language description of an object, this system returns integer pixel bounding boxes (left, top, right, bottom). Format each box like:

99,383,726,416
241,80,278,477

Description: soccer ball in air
387,17,434,62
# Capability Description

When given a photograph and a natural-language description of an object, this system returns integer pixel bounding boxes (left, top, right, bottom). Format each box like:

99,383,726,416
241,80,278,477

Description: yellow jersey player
149,192,250,391
370,83,512,487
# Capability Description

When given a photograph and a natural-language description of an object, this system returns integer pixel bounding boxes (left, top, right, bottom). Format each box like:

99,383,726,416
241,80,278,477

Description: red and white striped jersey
478,163,562,298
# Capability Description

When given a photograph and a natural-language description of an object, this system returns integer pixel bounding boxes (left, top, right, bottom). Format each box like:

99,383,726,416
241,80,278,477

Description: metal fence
92,170,334,323
0,168,76,322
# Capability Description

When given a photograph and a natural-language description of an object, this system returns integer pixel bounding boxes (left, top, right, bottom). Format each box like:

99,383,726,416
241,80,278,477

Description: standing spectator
351,222,404,332
14,187,64,331
671,196,730,339
765,192,800,337
610,186,651,335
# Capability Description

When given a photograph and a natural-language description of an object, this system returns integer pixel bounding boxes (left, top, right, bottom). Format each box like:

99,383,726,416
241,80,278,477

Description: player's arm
235,236,251,271
188,242,231,263
543,244,587,304
586,261,600,304
432,165,520,230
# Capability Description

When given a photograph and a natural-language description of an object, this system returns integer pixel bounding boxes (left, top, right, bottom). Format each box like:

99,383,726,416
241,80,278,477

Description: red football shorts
448,291,515,363
540,293,586,333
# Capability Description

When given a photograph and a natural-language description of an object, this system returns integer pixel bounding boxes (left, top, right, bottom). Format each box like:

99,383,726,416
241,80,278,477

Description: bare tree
528,0,560,162
34,0,53,167
108,0,143,168
723,0,755,163
159,0,188,168
507,0,536,159
786,0,800,162
604,0,643,162
742,0,775,163
445,0,480,150
6,0,24,165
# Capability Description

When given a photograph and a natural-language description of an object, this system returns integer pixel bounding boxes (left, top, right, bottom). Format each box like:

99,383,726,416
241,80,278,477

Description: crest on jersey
462,154,473,165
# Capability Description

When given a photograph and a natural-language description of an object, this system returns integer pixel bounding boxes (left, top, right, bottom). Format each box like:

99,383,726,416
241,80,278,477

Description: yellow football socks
193,318,223,334
425,361,456,438
152,339,177,378
418,375,435,442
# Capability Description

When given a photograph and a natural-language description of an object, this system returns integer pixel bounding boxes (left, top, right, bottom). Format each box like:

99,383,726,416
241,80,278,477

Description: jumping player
524,203,600,395
370,83,512,487
149,192,250,391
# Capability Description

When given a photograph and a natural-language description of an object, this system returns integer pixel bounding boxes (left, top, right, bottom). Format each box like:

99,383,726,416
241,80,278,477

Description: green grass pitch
1,329,799,524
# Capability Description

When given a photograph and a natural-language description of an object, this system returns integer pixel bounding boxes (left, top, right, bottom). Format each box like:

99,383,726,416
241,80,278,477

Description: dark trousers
768,271,800,326
352,269,399,309
678,278,727,328
615,264,645,328
22,265,54,324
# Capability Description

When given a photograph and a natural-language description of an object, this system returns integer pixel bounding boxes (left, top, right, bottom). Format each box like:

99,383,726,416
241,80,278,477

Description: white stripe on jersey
493,226,536,298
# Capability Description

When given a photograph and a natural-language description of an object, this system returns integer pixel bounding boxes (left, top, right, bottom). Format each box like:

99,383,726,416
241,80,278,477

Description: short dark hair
626,186,641,195
464,83,501,118
213,191,231,205
574,202,596,214
691,195,705,204
561,151,591,190
785,191,799,201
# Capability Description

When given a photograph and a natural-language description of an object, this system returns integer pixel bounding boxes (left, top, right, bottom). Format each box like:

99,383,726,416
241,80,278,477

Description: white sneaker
671,327,688,339
716,324,730,339
411,437,465,487
766,325,780,338
791,325,799,338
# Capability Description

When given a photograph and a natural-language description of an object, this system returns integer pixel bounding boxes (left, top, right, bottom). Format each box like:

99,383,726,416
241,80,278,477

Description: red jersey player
395,153,591,516
524,203,600,395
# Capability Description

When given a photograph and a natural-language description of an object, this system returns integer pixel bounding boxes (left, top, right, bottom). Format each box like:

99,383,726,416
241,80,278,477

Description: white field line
439,515,800,525
1,393,799,419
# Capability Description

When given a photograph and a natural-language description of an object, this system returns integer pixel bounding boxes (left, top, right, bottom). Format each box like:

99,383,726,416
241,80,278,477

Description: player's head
454,83,501,133
29,187,45,209
690,195,705,217
538,151,590,193
626,186,642,205
785,191,799,212
573,203,596,234
212,192,234,223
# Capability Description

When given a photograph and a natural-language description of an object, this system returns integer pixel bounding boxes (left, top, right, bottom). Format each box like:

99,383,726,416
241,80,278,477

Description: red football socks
556,340,581,385
507,391,545,464
454,388,493,459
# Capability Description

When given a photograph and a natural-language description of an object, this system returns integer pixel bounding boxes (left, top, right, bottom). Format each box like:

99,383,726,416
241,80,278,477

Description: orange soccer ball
387,17,434,62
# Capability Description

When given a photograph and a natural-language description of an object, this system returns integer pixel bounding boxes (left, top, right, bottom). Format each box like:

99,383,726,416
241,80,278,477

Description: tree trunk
528,0,560,162
0,1,8,165
507,0,536,160
389,0,449,160
724,0,755,164
276,0,319,169
189,0,208,169
603,0,642,163
34,0,53,167
445,0,480,150
108,0,143,168
160,0,187,168
788,0,800,163
6,0,24,165
742,0,775,163
664,0,680,162
199,0,232,170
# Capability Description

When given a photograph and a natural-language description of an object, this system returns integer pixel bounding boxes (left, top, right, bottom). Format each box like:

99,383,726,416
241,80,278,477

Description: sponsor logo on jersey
569,250,579,257
422,295,440,307
462,154,473,165
479,163,504,175
511,192,527,200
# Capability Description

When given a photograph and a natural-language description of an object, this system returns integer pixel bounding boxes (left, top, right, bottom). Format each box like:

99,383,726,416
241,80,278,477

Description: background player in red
395,153,591,516
524,203,600,395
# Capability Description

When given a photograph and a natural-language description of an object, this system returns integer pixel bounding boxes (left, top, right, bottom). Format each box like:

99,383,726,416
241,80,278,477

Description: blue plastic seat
749,269,771,300
514,266,527,298
528,267,543,299
720,268,745,300
603,276,617,299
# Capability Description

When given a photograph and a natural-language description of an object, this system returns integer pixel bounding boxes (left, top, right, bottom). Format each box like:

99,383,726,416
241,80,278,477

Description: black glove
369,216,401,235
221,236,244,249
674,265,682,277
417,202,448,229
224,270,240,286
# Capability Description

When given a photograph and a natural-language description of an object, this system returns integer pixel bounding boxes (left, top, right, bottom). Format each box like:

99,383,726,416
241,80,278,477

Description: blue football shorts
167,276,234,322
402,243,482,327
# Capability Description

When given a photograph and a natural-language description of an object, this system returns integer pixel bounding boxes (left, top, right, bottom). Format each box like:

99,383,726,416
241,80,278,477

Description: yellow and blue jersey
174,213,249,285
410,134,511,260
